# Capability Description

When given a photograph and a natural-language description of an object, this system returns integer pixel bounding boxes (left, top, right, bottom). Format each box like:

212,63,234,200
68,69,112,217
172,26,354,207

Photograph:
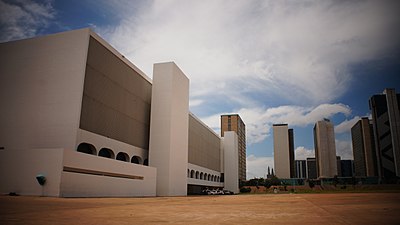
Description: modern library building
0,28,239,197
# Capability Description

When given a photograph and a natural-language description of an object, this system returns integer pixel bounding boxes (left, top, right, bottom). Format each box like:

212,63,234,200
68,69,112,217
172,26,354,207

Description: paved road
1,193,399,224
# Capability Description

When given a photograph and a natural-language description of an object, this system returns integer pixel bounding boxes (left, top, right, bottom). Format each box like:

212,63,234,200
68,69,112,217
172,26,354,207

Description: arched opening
217,176,220,182
204,173,208,180
187,169,190,177
116,152,129,162
143,159,149,166
131,155,143,164
77,143,96,155
200,172,204,180
195,171,199,179
98,148,115,159
190,170,195,178
208,174,211,181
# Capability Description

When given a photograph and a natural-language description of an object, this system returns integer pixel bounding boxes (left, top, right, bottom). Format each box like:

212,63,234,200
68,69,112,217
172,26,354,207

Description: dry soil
1,193,399,224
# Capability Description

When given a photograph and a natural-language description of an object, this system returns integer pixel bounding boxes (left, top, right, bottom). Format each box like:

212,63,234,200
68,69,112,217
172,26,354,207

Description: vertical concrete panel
0,29,89,151
149,62,189,196
223,131,239,193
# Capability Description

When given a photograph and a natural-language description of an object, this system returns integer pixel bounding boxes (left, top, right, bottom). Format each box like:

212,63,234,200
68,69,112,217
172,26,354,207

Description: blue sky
1,0,399,178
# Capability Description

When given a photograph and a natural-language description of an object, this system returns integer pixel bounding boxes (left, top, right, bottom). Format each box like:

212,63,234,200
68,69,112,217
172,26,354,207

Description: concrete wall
149,62,189,196
0,149,64,196
0,148,157,197
273,124,291,178
188,113,221,171
187,163,223,188
0,29,89,151
76,129,148,165
80,37,152,149
223,131,239,193
61,149,156,197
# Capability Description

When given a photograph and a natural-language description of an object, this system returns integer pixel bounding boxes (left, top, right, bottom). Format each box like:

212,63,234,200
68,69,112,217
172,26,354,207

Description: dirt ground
1,193,400,225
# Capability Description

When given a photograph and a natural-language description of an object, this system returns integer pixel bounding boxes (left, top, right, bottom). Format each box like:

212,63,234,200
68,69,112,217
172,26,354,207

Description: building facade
273,124,295,178
294,160,307,179
351,117,377,177
369,88,400,181
306,158,317,179
340,160,354,177
314,119,337,178
0,29,239,197
221,114,246,181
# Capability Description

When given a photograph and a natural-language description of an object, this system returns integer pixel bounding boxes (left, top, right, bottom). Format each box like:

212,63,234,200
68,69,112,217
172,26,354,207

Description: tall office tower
273,124,295,178
306,158,317,179
314,119,337,178
221,114,246,181
295,160,307,178
369,88,400,180
351,117,377,177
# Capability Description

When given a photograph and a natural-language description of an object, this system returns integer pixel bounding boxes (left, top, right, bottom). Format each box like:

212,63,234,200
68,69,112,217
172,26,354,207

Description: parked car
223,190,234,195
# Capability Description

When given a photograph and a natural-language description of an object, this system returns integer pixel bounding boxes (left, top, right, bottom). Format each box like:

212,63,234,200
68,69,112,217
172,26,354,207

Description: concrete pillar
149,62,189,196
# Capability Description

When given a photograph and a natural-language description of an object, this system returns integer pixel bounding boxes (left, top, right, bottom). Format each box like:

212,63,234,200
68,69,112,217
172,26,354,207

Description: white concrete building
0,28,239,197
314,119,338,178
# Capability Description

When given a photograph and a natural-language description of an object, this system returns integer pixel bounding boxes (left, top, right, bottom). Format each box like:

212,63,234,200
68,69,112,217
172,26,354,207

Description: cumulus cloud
100,0,400,107
201,103,351,144
335,116,361,134
246,154,274,179
336,139,353,160
295,146,315,160
0,0,55,42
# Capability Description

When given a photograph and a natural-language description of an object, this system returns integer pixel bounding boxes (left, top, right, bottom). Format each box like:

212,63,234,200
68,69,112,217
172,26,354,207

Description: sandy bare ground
1,193,399,225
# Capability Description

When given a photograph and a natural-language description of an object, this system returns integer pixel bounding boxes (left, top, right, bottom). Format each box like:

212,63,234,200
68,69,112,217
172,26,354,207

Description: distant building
337,156,342,177
273,124,295,178
221,114,246,181
314,119,337,178
351,117,377,177
369,88,400,181
295,160,307,178
340,160,354,177
306,158,317,179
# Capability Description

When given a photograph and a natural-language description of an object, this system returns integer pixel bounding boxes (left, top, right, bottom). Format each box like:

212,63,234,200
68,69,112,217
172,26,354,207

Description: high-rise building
369,88,400,180
314,119,337,178
221,114,246,181
295,160,307,178
273,124,295,178
306,158,317,179
351,117,377,177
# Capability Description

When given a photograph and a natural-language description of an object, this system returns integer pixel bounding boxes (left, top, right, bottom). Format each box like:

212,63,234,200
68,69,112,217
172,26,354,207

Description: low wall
0,149,157,197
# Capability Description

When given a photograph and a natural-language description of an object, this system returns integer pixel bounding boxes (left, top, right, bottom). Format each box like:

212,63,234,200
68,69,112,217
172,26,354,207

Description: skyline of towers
273,124,295,179
314,119,338,178
221,114,247,181
369,88,400,181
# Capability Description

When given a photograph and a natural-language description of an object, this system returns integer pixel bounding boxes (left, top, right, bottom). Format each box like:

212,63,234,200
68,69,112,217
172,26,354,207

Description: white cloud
201,103,351,144
295,146,315,160
100,0,400,107
189,99,204,107
246,154,274,179
0,0,55,42
335,139,353,160
335,116,361,134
